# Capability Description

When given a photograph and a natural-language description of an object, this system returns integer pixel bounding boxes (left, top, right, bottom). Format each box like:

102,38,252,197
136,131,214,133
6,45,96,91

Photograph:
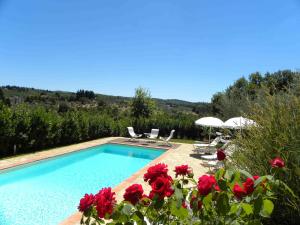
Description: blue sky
0,0,299,102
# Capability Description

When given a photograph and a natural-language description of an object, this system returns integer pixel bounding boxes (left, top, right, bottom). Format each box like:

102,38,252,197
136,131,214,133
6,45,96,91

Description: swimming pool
0,144,164,225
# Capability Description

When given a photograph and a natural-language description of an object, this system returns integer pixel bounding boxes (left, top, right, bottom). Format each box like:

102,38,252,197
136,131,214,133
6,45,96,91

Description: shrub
0,102,201,158
78,162,296,225
0,103,14,155
231,93,300,225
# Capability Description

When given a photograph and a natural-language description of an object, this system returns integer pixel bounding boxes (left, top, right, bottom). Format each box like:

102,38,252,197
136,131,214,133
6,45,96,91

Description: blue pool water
0,144,164,225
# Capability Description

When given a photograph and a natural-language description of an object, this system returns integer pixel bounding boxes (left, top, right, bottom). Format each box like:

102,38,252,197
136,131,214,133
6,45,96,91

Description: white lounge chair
201,154,218,160
193,136,221,148
200,161,224,172
146,129,159,142
200,141,232,160
159,130,175,146
127,127,142,141
193,136,221,154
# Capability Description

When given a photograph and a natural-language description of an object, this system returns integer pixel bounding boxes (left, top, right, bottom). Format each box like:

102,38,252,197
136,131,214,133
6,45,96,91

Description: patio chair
193,136,221,148
127,127,142,141
200,141,232,160
146,129,159,142
200,160,224,172
193,136,221,154
159,130,175,146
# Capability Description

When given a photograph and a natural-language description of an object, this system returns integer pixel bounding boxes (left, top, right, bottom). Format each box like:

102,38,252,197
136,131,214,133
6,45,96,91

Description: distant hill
0,85,212,116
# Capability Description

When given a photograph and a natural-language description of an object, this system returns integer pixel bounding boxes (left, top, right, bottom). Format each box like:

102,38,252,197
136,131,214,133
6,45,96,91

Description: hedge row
0,103,202,157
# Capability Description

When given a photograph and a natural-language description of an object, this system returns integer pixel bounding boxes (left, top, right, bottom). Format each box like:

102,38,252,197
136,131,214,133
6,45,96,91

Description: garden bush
0,103,201,157
231,93,300,225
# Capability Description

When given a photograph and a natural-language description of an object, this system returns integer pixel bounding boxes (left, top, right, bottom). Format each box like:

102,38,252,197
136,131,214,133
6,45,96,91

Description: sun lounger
159,130,175,146
127,127,142,141
146,129,159,142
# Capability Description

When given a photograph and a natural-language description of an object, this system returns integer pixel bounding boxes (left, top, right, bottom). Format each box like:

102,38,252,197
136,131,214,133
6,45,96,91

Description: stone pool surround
0,137,208,225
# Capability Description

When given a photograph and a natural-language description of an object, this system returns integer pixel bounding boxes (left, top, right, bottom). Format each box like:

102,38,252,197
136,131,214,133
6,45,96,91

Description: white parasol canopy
195,117,224,142
195,117,224,127
223,117,256,129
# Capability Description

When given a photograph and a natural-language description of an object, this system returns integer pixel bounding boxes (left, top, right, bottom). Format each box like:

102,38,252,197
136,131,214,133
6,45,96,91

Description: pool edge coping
0,137,171,172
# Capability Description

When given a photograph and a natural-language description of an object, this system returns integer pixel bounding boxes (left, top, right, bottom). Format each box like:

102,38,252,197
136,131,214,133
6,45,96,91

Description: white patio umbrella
195,117,224,142
223,117,256,130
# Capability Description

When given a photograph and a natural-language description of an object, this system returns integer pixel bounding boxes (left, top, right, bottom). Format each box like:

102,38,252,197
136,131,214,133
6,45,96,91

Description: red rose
214,184,221,192
182,201,187,208
190,196,202,210
233,184,246,199
217,149,226,161
197,175,216,196
243,178,254,195
269,157,285,168
94,187,116,219
174,165,192,177
253,175,260,180
78,193,94,212
144,163,172,184
123,184,144,205
150,176,174,199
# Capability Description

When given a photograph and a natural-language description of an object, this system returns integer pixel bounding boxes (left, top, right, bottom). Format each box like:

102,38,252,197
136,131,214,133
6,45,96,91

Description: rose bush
78,158,296,225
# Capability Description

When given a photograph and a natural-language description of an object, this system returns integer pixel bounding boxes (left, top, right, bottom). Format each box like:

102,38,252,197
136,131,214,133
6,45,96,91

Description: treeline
211,70,300,119
0,102,201,157
1,69,299,158
1,85,208,114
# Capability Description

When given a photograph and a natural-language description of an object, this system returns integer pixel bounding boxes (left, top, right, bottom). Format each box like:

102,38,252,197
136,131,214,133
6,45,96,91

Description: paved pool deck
0,137,209,225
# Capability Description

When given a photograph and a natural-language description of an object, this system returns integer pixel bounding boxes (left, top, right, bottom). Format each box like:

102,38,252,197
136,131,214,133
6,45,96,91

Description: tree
76,90,95,100
130,87,155,119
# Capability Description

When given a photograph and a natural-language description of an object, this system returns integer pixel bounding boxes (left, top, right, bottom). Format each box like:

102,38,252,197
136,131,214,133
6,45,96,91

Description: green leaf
170,200,189,219
174,186,184,207
239,169,253,179
260,199,274,218
153,198,164,209
241,203,253,215
216,193,230,215
135,211,144,220
254,177,264,187
218,179,228,191
215,168,225,180
229,203,239,215
253,195,263,215
230,171,241,186
203,193,212,210
122,204,133,216
132,212,144,225
111,211,121,220
231,220,241,225
125,222,134,225
224,169,234,180
246,220,263,225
